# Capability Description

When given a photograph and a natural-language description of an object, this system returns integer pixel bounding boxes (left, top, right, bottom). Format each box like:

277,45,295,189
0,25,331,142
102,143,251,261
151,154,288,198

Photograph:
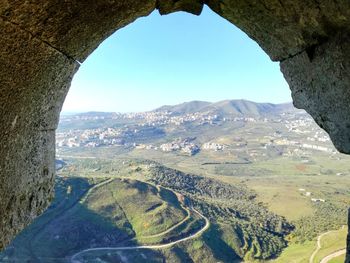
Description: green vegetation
90,178,187,237
313,227,347,263
292,204,347,243
0,177,96,261
273,240,315,263
147,165,292,258
46,156,350,262
4,103,350,262
329,254,346,263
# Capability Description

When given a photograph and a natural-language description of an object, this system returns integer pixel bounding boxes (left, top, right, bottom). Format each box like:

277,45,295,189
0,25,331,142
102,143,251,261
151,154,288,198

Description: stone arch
0,0,349,253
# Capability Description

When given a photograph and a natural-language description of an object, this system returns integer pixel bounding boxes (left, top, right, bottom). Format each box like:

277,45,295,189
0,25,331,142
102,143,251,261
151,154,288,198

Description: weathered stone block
281,32,350,153
0,19,79,249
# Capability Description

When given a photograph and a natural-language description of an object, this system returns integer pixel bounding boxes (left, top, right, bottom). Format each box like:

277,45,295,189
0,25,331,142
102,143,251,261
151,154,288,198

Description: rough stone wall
206,0,350,61
0,0,157,62
281,32,350,153
0,18,79,248
0,0,349,256
0,0,157,250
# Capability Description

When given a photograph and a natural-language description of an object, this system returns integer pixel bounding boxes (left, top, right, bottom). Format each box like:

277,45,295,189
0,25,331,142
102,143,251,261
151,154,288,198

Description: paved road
320,249,346,263
70,189,210,263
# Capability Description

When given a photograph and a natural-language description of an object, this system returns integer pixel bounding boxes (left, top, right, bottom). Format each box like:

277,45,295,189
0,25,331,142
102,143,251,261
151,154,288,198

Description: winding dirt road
319,249,345,263
309,230,334,263
309,227,346,263
71,207,209,262
70,183,210,263
140,204,191,239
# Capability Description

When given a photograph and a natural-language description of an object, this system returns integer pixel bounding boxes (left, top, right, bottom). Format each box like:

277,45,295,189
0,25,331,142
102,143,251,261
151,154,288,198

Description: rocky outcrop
0,0,349,253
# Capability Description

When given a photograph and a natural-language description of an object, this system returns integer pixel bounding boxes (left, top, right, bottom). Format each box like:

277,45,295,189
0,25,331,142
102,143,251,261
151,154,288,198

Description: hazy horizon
61,98,294,115
63,6,292,113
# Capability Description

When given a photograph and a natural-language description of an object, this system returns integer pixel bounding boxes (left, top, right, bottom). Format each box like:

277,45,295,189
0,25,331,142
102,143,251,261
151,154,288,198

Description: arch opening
0,1,349,260
1,6,350,263
63,7,291,113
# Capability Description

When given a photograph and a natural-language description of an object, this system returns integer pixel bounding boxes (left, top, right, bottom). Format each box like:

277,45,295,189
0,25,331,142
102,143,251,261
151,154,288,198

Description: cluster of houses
160,138,200,156
56,126,143,148
284,114,330,141
134,140,227,156
158,140,229,156
202,142,226,151
57,110,338,160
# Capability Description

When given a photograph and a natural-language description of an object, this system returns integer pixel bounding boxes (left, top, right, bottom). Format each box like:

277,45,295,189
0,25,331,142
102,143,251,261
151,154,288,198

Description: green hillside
3,100,349,262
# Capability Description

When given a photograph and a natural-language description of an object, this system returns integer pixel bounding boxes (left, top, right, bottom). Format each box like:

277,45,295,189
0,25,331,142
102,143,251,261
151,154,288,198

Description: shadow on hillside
171,246,194,263
202,223,242,263
0,177,145,263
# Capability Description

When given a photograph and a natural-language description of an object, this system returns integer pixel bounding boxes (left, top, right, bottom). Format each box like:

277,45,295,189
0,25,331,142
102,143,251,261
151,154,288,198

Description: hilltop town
57,100,335,159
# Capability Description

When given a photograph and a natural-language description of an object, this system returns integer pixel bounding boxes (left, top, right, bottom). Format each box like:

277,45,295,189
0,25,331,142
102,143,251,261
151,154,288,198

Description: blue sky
62,6,291,113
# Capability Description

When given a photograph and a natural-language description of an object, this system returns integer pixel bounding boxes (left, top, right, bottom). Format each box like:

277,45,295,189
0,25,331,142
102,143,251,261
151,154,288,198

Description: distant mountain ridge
155,100,212,114
154,99,297,117
62,100,298,118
